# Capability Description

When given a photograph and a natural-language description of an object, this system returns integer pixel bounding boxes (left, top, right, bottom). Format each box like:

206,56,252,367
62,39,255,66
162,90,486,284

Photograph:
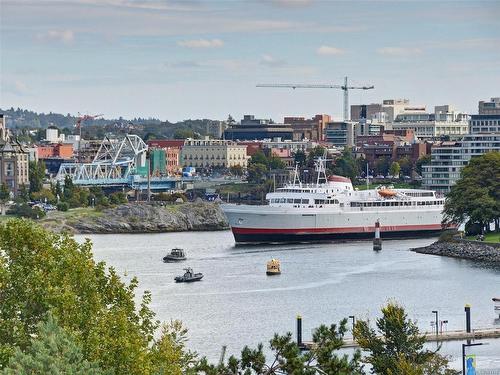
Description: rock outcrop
412,239,500,263
42,202,229,234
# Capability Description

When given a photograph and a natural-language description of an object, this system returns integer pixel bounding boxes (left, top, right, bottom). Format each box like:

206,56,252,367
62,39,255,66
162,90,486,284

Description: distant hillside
1,107,218,140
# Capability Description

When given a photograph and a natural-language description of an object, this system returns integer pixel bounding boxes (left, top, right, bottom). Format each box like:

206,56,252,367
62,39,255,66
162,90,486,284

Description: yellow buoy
266,259,281,275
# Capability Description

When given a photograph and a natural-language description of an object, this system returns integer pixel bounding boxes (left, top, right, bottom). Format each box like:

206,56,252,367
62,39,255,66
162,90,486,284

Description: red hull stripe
232,224,446,235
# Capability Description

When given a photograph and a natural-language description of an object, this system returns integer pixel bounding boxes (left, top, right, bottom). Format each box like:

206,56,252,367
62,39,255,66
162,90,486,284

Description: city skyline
1,0,500,122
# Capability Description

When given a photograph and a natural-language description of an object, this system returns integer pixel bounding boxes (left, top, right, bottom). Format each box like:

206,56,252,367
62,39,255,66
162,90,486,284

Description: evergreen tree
353,302,458,375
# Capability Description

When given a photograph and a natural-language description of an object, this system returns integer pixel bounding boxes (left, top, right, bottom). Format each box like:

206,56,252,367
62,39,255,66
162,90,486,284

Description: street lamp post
348,315,355,333
462,342,484,375
432,310,439,336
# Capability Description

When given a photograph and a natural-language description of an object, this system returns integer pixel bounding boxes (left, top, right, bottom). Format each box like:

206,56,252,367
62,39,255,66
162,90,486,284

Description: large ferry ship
222,158,449,244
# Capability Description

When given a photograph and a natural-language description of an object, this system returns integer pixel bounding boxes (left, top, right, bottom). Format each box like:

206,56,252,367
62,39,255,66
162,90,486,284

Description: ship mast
314,150,329,186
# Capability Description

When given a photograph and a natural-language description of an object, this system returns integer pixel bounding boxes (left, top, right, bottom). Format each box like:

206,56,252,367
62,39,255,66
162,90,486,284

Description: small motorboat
163,248,186,263
266,259,281,275
175,268,203,283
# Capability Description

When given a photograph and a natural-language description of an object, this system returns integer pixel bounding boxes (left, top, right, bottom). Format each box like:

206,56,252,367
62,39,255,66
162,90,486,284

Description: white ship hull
222,204,447,244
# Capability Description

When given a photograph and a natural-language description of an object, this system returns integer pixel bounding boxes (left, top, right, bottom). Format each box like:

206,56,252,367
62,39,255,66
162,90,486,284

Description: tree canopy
353,302,458,375
0,219,195,374
197,319,363,375
443,152,500,232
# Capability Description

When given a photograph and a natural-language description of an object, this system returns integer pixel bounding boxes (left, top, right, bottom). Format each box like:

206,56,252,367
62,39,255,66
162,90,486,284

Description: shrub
57,202,69,212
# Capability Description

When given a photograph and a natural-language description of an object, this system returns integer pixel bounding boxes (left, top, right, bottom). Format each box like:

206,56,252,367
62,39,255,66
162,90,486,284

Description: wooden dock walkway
302,327,500,350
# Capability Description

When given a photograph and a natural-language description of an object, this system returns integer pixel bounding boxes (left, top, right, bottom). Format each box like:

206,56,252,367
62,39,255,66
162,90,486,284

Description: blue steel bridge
55,134,193,190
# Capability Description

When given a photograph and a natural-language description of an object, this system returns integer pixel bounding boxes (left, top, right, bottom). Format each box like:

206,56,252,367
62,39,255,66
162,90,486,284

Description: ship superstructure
222,157,448,244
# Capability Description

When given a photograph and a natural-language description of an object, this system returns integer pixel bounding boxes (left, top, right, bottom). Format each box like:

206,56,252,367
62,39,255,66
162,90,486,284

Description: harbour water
77,231,500,371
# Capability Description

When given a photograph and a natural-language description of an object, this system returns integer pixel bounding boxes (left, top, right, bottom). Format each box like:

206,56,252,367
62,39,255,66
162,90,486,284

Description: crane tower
256,76,374,121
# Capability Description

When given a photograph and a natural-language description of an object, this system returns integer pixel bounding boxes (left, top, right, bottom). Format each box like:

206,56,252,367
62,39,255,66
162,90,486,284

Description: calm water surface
76,231,500,371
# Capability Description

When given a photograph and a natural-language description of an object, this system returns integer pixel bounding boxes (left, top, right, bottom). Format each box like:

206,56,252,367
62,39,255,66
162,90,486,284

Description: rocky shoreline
41,202,229,234
412,239,500,263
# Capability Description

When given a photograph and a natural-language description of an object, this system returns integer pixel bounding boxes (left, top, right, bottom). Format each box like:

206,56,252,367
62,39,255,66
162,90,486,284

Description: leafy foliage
389,161,400,177
0,219,195,374
196,319,363,374
331,148,359,180
443,152,500,232
1,315,110,375
353,302,457,375
29,160,46,193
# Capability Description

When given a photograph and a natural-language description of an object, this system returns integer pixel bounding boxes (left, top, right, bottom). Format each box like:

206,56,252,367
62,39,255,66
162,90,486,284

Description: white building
45,127,65,143
422,113,500,193
392,105,469,139
479,97,500,115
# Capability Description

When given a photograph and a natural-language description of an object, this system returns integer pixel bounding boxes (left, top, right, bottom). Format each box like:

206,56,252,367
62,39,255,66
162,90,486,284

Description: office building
284,114,331,141
479,97,500,115
325,121,356,147
224,115,293,141
391,105,469,139
422,112,500,193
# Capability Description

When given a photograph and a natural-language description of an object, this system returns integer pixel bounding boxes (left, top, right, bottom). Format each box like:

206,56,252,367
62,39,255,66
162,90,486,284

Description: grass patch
466,232,500,243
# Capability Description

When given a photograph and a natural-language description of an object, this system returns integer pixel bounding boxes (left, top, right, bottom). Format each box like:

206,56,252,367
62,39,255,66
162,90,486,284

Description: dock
301,327,500,350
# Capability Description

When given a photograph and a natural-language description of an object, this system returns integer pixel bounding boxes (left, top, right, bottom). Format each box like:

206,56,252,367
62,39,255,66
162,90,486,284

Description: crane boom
256,76,374,121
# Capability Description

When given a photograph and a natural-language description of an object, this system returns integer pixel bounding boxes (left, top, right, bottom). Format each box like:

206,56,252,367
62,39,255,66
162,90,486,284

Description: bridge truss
56,134,148,186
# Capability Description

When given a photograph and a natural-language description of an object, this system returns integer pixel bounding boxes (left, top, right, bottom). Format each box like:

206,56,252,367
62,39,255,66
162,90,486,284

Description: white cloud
259,54,286,68
316,45,345,56
36,29,75,44
177,39,224,48
377,47,423,57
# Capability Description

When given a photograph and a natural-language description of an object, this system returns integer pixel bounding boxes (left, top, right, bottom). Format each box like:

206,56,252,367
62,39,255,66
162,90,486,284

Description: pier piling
296,315,303,348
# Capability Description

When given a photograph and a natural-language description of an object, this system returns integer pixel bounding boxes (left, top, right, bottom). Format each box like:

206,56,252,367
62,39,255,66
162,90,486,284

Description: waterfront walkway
302,327,500,349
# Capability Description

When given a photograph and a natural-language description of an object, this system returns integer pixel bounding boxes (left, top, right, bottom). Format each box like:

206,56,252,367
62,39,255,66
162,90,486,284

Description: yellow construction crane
256,76,374,121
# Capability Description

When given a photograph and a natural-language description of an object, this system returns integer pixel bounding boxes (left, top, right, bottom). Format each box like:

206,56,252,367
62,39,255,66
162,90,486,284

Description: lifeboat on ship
377,187,397,198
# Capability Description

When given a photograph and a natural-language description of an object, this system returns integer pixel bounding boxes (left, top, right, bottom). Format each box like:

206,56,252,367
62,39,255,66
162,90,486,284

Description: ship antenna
366,162,369,190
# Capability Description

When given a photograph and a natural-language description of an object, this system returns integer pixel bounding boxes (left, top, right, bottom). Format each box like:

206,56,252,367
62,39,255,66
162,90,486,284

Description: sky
1,0,500,122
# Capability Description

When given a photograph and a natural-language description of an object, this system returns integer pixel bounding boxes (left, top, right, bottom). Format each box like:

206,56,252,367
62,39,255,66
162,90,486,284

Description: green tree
247,163,268,184
353,302,457,375
2,315,110,375
307,146,326,167
293,150,307,167
173,129,195,139
16,184,29,204
389,161,401,177
375,157,390,175
415,154,431,175
443,152,500,233
249,150,269,167
268,154,285,170
30,188,56,204
197,319,363,374
0,183,10,216
0,219,195,374
331,148,359,180
398,156,413,176
229,165,244,176
28,161,46,193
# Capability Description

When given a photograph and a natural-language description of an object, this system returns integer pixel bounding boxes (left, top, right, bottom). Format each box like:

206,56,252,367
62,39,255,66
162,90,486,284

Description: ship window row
350,200,443,208
270,198,339,205
403,192,434,197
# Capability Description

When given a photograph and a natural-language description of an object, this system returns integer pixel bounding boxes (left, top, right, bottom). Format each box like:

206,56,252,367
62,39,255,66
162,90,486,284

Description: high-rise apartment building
479,97,500,115
422,109,500,193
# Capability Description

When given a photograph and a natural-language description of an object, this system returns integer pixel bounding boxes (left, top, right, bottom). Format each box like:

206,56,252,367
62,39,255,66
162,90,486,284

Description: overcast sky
1,0,499,122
